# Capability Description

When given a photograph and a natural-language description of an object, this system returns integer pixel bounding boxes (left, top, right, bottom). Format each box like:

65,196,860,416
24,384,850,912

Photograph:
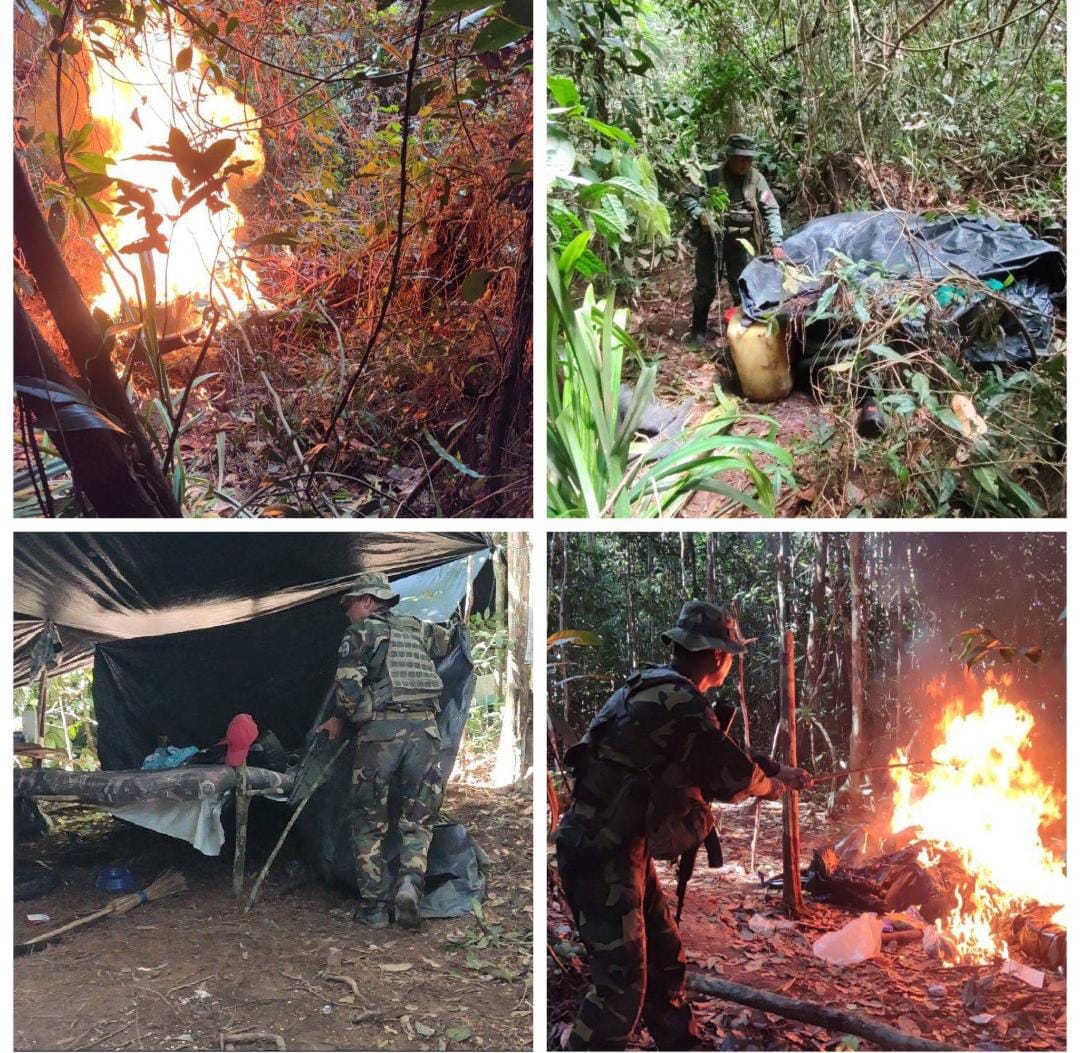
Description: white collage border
0,0,1075,1048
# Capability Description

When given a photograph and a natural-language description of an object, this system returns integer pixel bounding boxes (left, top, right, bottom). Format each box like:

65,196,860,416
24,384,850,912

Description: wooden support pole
32,666,50,771
233,765,250,899
781,629,805,915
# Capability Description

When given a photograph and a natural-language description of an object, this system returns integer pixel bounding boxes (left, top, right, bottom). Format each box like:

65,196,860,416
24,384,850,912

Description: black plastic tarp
740,210,1065,364
13,532,487,686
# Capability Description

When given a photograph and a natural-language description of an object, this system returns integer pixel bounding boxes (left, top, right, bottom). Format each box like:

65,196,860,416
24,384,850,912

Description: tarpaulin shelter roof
13,533,490,769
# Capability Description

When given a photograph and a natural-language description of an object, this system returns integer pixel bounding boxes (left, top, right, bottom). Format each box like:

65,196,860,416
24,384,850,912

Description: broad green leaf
460,269,494,302
474,16,527,51
548,75,580,108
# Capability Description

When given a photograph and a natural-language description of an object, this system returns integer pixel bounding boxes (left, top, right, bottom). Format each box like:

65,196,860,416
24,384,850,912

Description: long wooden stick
244,737,349,913
781,630,805,916
688,973,961,1051
18,903,117,948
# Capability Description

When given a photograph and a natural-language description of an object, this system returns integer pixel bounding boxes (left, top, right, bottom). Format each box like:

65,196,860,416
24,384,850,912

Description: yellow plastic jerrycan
726,308,792,402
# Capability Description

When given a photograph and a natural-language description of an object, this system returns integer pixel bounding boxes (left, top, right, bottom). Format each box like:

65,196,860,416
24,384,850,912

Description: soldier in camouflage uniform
680,134,786,348
315,572,451,929
554,601,811,1050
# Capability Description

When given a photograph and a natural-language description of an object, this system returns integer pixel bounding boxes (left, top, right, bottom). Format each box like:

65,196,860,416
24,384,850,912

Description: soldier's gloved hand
762,778,785,801
776,764,814,791
314,715,344,740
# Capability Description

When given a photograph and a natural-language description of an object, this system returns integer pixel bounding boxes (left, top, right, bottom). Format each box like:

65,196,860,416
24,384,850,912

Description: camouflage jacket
334,613,451,723
679,162,783,249
560,667,774,854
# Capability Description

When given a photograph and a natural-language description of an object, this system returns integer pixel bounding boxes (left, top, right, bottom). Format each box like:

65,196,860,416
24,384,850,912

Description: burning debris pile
804,689,1066,971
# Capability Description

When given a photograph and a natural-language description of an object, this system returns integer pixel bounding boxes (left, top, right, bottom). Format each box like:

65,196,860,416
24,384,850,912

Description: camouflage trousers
693,231,752,311
351,710,443,908
555,821,699,1051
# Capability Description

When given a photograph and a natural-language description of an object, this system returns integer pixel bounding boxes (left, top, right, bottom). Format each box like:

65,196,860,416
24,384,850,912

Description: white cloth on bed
108,795,226,856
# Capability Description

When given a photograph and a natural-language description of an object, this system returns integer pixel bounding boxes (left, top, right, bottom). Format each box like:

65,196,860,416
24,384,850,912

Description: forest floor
547,791,1066,1051
629,258,835,518
15,782,532,1052
17,279,531,519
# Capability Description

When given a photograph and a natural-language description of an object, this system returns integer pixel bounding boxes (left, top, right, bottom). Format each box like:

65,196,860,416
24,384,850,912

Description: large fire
890,688,1067,961
82,10,268,324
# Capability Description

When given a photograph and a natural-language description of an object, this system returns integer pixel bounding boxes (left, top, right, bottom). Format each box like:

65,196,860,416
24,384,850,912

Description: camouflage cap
661,600,747,654
725,133,759,158
340,571,400,607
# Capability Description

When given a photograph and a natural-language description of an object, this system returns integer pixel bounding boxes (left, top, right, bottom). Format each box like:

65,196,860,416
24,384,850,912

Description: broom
16,870,187,954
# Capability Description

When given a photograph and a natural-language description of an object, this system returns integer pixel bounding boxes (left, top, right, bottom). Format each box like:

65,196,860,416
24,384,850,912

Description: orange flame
83,10,268,323
890,688,1066,961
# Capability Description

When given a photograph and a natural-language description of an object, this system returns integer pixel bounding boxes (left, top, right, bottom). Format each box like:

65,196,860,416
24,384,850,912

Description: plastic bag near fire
812,912,883,965
739,211,1065,366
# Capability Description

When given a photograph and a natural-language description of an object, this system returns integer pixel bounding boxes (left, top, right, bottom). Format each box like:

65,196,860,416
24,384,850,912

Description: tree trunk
493,543,508,704
705,534,717,602
493,532,530,786
15,297,166,516
804,533,829,709
848,533,868,800
781,630,805,915
13,152,180,516
557,533,571,721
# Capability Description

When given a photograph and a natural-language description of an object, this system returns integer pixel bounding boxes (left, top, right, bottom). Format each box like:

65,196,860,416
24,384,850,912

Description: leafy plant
548,250,794,517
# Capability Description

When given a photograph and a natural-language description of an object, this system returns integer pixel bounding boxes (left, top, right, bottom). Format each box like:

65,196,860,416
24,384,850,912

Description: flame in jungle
890,688,1066,962
83,9,268,323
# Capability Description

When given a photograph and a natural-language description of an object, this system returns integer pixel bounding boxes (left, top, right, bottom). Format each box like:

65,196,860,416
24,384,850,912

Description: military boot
353,901,390,928
684,303,711,348
393,880,422,929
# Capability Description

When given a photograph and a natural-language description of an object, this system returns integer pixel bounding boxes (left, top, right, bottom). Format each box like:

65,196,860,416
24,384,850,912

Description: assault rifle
675,827,724,925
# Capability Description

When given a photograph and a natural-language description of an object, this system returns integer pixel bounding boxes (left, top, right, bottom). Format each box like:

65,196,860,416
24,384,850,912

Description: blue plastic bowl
95,866,136,893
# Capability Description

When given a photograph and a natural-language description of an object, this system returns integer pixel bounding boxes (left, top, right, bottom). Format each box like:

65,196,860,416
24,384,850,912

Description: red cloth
219,713,259,767
723,306,741,324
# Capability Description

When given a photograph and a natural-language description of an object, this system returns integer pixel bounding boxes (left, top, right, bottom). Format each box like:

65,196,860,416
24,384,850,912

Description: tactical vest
710,162,766,254
565,667,696,775
369,614,443,708
563,667,714,851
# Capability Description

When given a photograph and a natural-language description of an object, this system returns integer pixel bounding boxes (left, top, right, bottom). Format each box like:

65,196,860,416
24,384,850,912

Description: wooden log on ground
548,939,960,1051
688,972,962,1051
13,151,179,516
781,629,805,915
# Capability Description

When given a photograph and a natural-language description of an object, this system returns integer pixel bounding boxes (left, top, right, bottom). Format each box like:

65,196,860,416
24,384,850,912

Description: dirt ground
628,258,831,518
548,790,1066,1051
15,781,533,1052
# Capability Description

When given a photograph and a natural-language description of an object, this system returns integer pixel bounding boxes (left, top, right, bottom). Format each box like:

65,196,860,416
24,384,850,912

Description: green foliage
14,669,98,770
548,76,671,284
548,255,794,517
803,261,1065,517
